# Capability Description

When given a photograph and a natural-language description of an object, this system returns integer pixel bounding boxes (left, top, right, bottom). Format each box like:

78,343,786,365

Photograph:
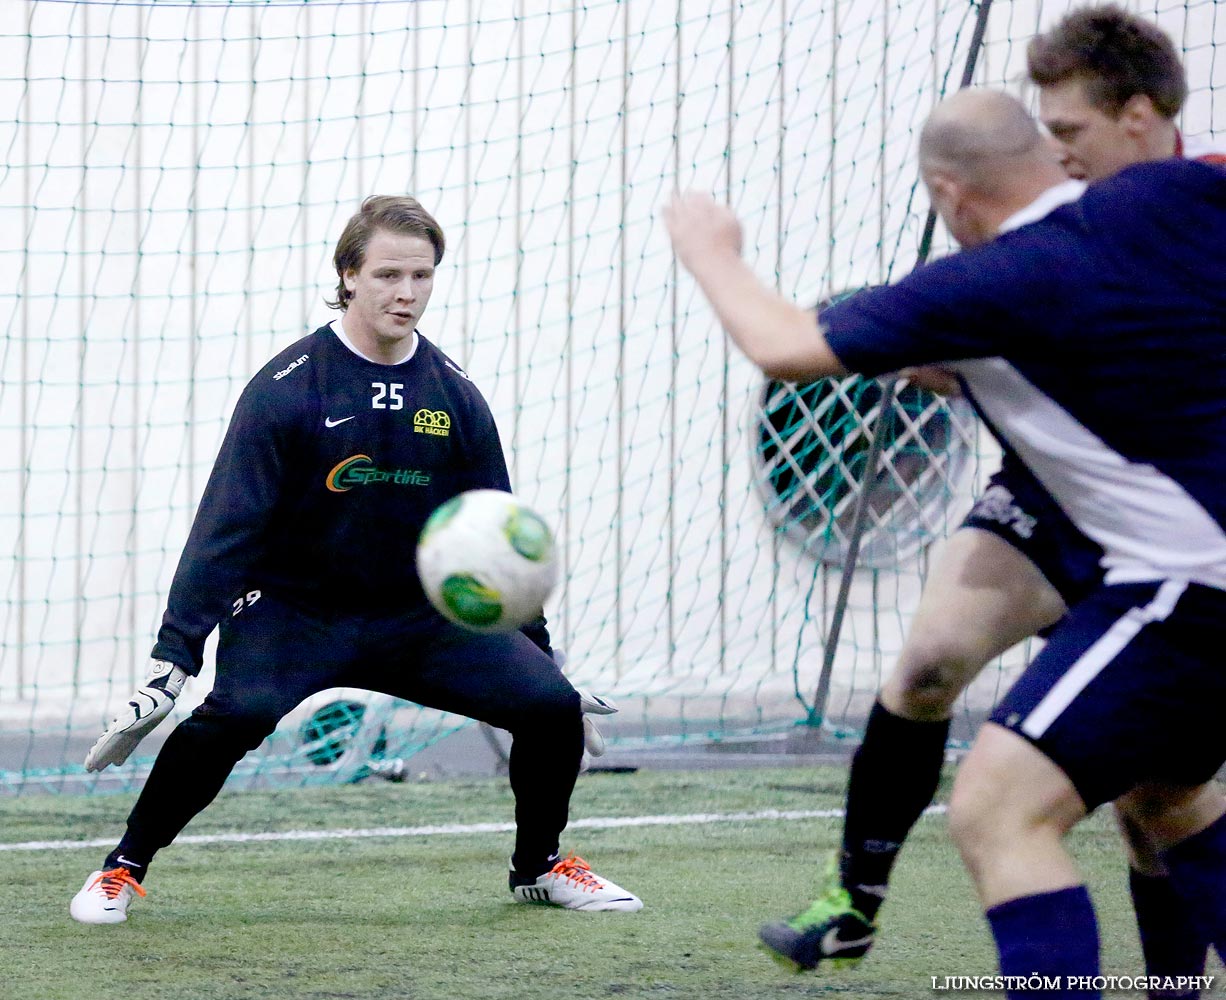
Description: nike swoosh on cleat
324,416,356,428
822,927,874,955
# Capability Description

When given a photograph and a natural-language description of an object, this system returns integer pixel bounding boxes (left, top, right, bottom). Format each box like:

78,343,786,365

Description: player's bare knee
1116,782,1226,852
949,773,1060,877
947,738,1012,862
947,776,1001,878
949,726,1084,870
884,647,979,720
883,666,959,719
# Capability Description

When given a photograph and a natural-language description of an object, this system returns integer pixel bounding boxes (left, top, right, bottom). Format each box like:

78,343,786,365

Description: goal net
1,0,1221,791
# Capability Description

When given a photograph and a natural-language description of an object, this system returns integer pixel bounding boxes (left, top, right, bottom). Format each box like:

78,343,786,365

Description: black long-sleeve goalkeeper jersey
152,322,514,674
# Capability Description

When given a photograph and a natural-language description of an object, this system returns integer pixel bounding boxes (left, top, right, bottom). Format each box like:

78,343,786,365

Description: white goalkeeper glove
84,660,189,772
576,687,618,770
552,648,618,769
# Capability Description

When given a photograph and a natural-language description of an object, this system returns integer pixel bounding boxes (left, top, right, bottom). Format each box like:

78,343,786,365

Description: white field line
0,804,947,853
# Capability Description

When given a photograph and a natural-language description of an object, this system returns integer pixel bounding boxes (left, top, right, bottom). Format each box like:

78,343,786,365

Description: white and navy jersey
822,157,1226,592
153,323,512,672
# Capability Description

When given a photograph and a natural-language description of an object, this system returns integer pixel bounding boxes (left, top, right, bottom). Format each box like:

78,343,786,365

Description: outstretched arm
664,192,848,383
152,382,291,673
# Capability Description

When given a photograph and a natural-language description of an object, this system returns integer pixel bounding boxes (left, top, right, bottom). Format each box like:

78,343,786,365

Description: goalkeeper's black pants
113,593,582,879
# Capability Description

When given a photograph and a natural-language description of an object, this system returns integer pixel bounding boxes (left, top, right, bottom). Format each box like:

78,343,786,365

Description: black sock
840,700,949,921
509,851,559,885
1129,868,1207,999
103,846,149,882
507,708,581,882
1164,813,1226,966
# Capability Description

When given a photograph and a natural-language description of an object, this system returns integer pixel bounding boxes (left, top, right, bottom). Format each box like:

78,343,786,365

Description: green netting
754,377,976,568
1,0,1222,792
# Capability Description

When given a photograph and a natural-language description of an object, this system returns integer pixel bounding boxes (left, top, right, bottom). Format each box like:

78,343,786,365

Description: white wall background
0,0,1222,762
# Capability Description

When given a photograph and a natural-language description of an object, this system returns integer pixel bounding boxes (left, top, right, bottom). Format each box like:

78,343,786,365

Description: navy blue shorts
989,580,1226,810
961,453,1104,610
200,591,577,733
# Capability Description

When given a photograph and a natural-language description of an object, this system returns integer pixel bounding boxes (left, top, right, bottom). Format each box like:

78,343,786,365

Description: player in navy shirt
667,89,1226,998
70,196,641,924
774,10,1226,994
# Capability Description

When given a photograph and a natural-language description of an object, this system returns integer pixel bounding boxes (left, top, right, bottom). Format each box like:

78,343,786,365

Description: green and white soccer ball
416,489,559,633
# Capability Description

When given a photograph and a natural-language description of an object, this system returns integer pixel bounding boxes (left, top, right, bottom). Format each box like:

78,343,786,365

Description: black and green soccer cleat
758,878,876,972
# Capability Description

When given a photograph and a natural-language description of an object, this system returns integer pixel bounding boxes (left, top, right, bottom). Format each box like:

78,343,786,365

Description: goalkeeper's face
342,229,437,360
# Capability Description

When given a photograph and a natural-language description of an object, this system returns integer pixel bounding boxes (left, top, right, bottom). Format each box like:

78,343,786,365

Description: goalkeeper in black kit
70,195,641,924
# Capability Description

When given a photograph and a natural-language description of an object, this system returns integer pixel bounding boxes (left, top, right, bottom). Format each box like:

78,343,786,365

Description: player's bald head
919,89,1049,192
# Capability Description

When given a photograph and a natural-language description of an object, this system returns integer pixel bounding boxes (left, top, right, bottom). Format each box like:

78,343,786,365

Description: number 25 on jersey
371,382,404,410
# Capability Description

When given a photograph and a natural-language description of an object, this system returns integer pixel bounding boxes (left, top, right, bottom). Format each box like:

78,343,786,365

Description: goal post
1,0,1221,792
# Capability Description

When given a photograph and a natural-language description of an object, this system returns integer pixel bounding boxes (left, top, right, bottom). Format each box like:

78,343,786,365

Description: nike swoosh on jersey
324,416,356,428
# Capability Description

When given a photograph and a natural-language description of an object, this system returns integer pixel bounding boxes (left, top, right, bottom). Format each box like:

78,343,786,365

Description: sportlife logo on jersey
413,408,451,436
326,454,431,492
272,354,310,381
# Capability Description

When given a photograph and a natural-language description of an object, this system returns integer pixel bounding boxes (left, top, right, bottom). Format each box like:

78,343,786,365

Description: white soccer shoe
70,867,147,924
510,852,643,912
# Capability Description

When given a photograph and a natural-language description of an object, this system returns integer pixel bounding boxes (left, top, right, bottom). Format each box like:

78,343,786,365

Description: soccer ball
416,489,559,633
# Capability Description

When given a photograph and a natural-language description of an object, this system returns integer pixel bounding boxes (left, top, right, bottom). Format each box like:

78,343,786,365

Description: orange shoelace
548,853,606,893
90,867,147,900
